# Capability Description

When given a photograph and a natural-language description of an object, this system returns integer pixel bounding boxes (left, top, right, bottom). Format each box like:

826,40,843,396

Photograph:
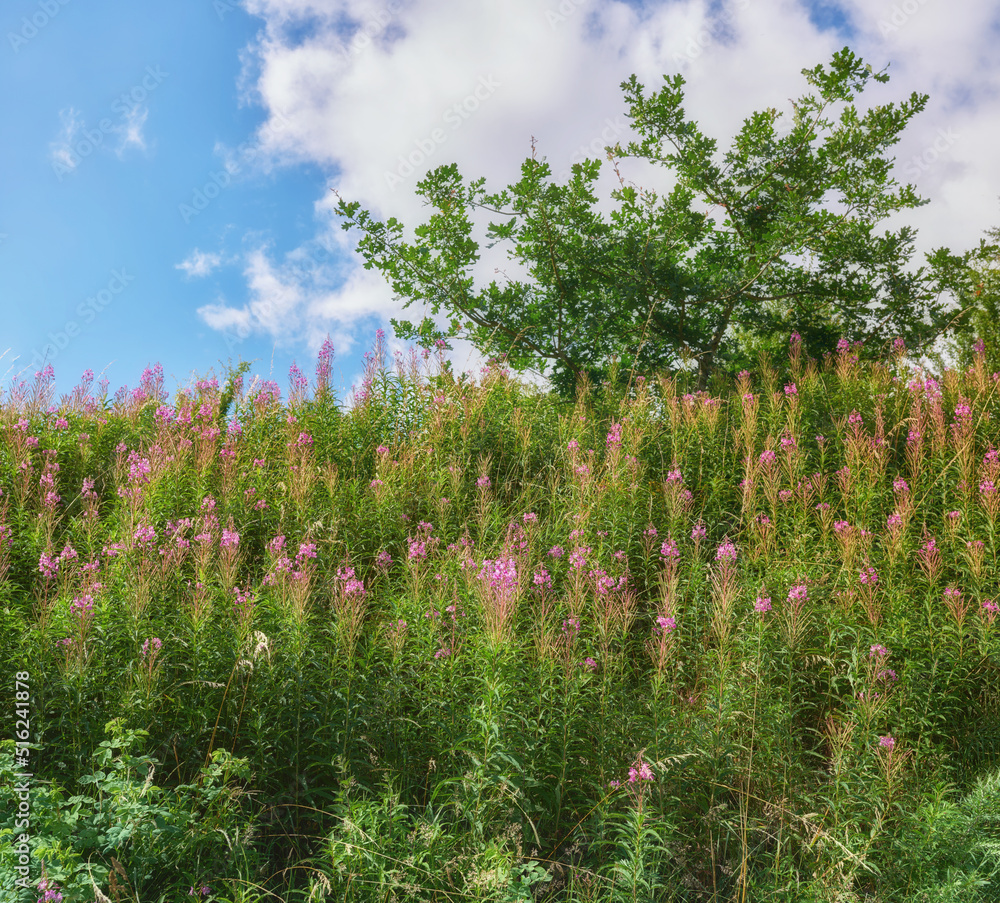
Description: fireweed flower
878,735,896,751
784,383,798,396
918,537,942,582
583,657,598,671
38,553,59,579
37,878,64,902
337,566,367,597
141,637,163,657
628,760,654,784
754,596,772,614
220,529,240,549
660,538,679,561
653,615,677,635
869,644,890,659
562,617,581,638
876,667,898,687
70,595,94,617
715,541,737,564
787,584,808,604
859,566,879,585
569,547,590,570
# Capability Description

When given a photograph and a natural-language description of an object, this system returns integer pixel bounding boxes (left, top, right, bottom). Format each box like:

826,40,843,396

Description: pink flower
653,615,677,635
754,596,772,614
715,541,737,563
533,568,552,590
878,735,896,751
220,529,240,549
660,538,679,560
859,567,878,586
787,584,808,603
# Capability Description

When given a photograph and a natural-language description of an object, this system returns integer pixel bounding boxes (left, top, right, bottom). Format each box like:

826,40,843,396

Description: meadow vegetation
2,332,1000,901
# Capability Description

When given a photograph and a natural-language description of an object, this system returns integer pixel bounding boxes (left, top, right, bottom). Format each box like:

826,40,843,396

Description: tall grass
2,332,1000,901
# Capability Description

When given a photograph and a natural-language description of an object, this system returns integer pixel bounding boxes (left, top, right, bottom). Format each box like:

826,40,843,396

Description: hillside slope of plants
2,334,1000,902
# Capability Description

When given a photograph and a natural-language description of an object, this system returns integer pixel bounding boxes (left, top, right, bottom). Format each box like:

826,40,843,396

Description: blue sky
2,0,999,405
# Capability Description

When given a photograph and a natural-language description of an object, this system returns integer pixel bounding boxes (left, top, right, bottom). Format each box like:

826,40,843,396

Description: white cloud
49,107,83,173
114,104,149,156
209,0,1000,383
176,249,224,278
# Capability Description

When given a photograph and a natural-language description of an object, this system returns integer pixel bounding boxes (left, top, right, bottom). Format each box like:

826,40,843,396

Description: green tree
934,212,1000,377
333,47,969,394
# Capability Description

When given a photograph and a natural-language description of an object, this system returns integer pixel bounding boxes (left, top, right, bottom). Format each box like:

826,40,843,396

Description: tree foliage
935,213,1000,376
333,47,972,394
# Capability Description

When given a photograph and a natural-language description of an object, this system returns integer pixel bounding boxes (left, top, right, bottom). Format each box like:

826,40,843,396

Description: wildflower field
2,333,1000,902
